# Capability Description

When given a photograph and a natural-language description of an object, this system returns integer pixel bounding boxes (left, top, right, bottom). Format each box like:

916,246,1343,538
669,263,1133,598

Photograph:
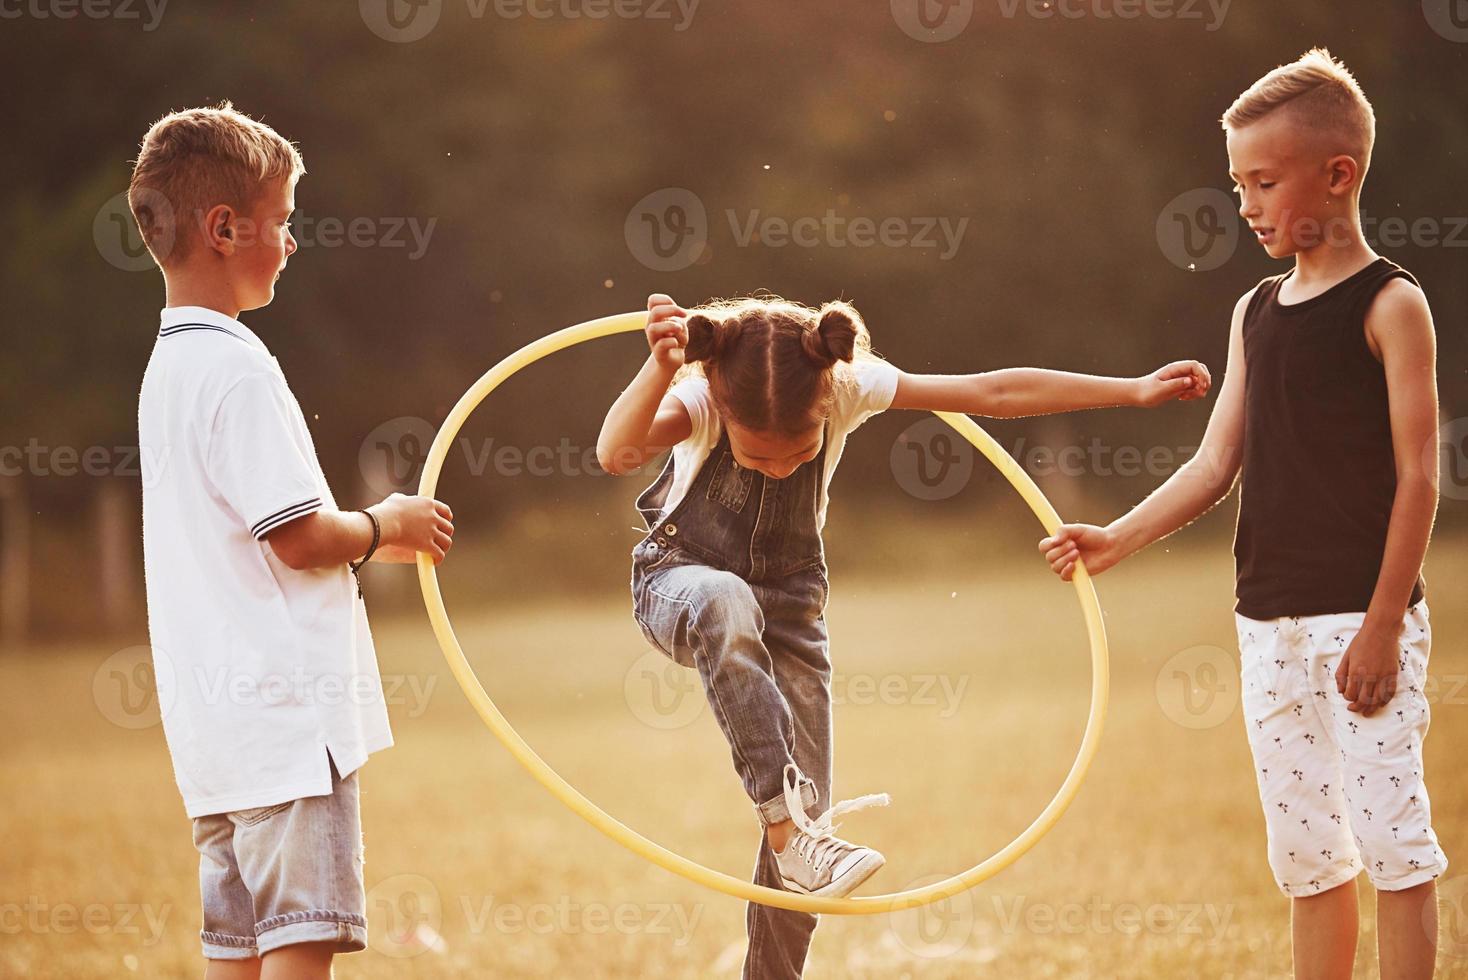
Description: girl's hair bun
683,313,721,363
801,302,860,368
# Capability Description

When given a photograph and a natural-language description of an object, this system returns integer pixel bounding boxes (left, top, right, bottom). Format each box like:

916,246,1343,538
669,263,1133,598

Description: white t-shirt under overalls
655,357,901,531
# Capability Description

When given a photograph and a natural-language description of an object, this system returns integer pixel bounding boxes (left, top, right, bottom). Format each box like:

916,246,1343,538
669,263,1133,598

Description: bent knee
687,570,760,622
650,569,757,636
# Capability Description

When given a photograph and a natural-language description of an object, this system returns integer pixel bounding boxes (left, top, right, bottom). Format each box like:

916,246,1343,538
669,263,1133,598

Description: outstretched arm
889,360,1210,418
1038,289,1252,581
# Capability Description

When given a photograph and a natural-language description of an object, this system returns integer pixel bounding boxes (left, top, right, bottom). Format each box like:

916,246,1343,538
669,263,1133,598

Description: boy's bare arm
1336,279,1439,715
596,294,693,476
1038,288,1253,581
265,493,454,570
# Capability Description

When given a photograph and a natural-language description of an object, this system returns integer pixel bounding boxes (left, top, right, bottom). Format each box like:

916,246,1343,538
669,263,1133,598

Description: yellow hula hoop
416,311,1109,915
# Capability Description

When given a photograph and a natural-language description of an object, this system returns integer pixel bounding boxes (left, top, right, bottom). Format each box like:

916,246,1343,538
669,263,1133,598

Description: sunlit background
2,2,1466,976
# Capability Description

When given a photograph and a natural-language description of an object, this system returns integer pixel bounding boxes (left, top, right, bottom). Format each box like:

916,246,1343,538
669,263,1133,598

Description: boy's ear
1325,154,1360,198
201,203,237,255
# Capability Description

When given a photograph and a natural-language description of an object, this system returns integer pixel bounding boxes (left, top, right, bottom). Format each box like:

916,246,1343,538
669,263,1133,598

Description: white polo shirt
138,306,392,818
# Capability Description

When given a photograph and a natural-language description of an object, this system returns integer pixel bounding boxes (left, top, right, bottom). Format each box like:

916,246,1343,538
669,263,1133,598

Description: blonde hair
127,101,306,267
672,294,885,436
1222,48,1376,177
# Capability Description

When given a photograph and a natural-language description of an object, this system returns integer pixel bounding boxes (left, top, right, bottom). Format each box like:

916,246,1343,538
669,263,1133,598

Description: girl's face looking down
725,420,825,480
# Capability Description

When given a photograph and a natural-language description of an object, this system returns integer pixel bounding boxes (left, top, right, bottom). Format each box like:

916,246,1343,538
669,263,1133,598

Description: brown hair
1222,48,1376,177
128,101,306,268
676,295,880,437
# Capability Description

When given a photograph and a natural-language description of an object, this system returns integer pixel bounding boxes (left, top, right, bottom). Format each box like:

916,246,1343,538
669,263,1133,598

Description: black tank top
1233,257,1426,619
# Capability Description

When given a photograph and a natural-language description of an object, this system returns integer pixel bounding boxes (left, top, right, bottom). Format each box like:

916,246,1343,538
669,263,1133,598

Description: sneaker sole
779,852,886,899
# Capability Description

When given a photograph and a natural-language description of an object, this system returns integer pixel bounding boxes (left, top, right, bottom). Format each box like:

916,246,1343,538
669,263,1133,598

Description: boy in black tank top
1039,49,1446,977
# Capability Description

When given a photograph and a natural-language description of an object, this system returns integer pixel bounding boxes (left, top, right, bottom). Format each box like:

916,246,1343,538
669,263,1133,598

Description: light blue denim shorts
190,757,368,959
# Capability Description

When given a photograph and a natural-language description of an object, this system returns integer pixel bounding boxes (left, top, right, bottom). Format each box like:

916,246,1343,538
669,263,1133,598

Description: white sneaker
772,764,889,898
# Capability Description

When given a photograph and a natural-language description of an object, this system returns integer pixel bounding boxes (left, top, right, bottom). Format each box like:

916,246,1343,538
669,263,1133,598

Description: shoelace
780,763,889,873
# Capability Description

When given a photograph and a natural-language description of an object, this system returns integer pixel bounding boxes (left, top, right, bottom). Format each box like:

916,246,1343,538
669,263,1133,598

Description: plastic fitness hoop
416,311,1110,915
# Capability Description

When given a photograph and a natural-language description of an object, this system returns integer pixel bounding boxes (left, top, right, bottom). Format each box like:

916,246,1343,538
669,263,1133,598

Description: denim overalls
630,420,834,980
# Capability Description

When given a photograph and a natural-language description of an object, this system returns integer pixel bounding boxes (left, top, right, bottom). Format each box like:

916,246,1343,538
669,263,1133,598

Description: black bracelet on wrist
349,509,381,599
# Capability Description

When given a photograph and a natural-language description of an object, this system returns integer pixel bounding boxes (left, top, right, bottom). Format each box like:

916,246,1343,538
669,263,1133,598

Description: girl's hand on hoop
646,293,689,371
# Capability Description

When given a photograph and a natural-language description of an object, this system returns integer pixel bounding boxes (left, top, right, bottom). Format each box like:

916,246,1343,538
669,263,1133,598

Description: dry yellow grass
3,543,1465,978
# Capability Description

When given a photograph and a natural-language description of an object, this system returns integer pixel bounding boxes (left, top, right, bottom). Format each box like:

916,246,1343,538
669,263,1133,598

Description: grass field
3,541,1466,978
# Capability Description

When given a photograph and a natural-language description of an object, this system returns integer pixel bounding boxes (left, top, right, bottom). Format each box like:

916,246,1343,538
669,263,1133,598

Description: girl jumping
596,292,1210,979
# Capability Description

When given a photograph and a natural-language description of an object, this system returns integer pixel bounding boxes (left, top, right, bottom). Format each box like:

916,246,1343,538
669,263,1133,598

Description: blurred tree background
1,1,1464,639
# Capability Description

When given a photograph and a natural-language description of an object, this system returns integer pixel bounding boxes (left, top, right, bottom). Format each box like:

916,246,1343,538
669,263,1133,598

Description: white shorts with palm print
1236,601,1448,897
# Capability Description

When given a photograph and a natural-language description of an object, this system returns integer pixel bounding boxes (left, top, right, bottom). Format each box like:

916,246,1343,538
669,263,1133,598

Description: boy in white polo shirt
131,102,455,979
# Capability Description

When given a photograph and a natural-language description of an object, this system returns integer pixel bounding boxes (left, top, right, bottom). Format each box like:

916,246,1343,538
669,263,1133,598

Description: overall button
664,524,678,536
